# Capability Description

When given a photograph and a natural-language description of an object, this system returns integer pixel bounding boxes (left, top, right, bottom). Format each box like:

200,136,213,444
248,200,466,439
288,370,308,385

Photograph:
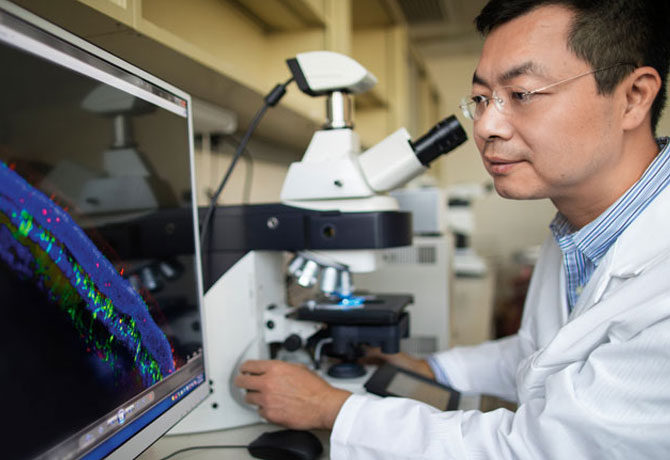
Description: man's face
472,5,625,207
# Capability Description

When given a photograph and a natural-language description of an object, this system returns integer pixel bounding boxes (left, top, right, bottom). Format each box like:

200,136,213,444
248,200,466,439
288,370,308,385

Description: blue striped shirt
550,137,670,312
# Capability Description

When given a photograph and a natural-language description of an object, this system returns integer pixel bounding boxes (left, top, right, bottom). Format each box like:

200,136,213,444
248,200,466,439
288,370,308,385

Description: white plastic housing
263,305,322,345
104,147,150,176
280,129,374,201
81,84,152,114
280,127,427,205
358,128,427,192
169,251,281,434
192,97,237,135
310,249,383,273
294,51,377,94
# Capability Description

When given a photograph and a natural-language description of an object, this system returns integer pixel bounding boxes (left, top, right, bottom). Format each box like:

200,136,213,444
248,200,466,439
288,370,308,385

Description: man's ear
621,66,662,131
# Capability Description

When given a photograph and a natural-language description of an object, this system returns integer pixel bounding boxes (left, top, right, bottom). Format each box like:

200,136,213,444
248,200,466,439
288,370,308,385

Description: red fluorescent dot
42,209,47,215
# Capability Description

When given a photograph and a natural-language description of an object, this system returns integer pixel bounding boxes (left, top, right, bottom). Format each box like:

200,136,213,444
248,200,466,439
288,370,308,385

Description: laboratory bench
138,394,481,459
139,423,331,460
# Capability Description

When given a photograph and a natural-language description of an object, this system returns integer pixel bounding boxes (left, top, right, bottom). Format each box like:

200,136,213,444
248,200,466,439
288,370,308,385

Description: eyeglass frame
459,63,635,121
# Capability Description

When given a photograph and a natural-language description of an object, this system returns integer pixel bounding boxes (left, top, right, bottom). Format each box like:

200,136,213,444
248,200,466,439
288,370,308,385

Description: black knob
283,334,302,352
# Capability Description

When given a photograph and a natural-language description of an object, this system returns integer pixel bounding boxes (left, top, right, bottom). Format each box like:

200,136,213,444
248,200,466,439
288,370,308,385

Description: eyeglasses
459,64,633,121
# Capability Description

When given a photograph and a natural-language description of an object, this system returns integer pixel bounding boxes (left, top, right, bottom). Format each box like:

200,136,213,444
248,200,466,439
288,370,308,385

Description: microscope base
319,366,376,396
327,362,366,379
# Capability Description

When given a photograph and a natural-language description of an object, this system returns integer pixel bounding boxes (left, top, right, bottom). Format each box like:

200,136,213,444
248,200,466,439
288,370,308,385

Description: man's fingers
239,359,273,375
234,373,264,391
244,389,263,406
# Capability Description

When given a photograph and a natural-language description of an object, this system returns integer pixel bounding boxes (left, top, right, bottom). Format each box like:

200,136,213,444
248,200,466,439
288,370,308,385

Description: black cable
158,444,248,460
199,103,266,241
242,150,253,204
198,76,293,286
216,135,254,204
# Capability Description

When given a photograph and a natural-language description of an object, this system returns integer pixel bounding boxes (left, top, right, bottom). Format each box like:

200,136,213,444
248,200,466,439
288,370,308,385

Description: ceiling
352,0,489,58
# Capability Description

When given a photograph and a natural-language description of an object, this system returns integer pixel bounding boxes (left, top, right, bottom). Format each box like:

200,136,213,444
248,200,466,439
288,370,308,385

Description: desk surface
138,394,480,459
138,423,331,460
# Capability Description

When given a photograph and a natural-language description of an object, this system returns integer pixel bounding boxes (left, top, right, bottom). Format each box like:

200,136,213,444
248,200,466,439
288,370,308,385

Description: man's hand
234,360,351,430
363,347,435,379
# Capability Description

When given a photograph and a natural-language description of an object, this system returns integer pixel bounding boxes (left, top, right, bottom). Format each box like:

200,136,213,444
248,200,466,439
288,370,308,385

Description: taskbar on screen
39,353,205,460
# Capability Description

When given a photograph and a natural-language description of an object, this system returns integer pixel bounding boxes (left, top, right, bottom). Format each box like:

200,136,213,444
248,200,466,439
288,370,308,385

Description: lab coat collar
570,181,670,316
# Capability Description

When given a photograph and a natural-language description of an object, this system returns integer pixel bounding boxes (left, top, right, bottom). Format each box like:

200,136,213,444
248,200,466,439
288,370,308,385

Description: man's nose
473,101,514,142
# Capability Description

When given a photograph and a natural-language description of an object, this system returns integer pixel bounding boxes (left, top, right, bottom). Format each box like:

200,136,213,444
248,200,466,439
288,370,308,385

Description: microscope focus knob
283,334,303,352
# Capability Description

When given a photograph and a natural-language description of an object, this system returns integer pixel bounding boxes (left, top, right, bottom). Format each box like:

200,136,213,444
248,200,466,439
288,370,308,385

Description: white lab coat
330,183,670,459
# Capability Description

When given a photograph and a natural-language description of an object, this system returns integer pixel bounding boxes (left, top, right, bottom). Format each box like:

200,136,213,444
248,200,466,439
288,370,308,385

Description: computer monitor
0,2,208,458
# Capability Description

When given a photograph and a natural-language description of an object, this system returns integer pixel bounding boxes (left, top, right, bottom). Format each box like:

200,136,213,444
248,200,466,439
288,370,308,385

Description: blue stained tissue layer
0,162,175,386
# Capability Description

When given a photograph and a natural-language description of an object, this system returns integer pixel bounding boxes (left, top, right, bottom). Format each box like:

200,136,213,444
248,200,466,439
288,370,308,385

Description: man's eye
511,91,533,103
471,95,488,105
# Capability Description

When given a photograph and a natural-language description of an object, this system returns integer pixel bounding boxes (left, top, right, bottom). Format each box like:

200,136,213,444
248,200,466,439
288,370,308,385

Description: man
236,0,670,457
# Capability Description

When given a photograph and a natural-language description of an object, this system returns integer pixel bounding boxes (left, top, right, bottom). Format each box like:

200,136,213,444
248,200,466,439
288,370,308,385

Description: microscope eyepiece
411,115,467,166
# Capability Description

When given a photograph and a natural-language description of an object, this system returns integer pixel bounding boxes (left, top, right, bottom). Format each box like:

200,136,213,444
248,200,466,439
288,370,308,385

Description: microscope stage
295,293,412,325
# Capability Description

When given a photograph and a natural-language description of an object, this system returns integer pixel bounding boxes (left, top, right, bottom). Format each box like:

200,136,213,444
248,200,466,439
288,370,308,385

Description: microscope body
171,51,466,434
169,203,413,434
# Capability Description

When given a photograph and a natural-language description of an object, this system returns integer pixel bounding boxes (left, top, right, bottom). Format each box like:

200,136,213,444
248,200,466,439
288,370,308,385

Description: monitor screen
0,3,207,459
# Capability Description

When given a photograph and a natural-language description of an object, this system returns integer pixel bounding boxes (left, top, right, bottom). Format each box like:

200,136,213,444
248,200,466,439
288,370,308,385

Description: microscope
170,51,467,434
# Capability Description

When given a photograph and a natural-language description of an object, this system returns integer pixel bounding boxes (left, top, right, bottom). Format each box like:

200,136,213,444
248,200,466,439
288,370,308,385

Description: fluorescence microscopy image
0,161,175,388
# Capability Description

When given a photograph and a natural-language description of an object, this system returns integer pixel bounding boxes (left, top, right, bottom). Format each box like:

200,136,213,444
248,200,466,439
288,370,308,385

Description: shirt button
576,286,584,295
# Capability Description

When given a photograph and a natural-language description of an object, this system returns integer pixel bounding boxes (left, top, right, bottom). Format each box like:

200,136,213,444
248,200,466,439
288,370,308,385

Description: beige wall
656,99,670,136
193,137,294,207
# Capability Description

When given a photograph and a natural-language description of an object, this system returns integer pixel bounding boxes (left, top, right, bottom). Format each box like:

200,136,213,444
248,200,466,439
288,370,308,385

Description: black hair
475,0,670,133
